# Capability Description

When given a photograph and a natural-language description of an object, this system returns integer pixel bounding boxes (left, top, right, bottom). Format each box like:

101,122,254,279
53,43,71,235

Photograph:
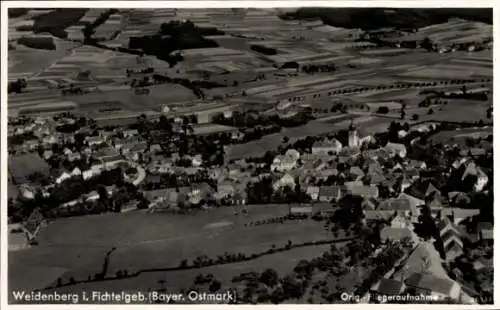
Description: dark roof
318,186,341,198
393,243,430,280
405,179,440,200
377,198,413,213
346,184,379,198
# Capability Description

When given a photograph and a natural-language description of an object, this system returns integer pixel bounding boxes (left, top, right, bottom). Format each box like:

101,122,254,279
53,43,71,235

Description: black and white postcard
3,1,495,307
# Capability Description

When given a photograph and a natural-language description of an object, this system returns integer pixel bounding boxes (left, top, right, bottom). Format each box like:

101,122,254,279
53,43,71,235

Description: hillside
280,8,493,31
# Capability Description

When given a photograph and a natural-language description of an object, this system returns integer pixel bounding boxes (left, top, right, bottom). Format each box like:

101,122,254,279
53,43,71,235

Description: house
84,190,100,201
478,222,493,244
398,193,425,212
70,167,82,177
149,143,163,153
377,197,418,220
191,154,203,167
338,147,361,161
86,135,106,146
363,210,395,222
317,168,339,180
460,148,487,157
42,150,53,160
366,172,386,186
404,273,461,301
438,217,463,261
380,227,416,243
188,183,214,205
361,198,377,210
55,171,72,184
384,142,407,158
318,186,342,202
273,173,296,191
461,162,488,192
306,185,320,201
215,181,235,200
345,184,379,199
271,155,297,172
19,184,36,200
122,142,148,157
285,149,301,161
94,147,120,160
144,188,180,209
349,166,365,181
390,213,413,229
302,158,326,172
233,188,247,205
441,208,480,225
427,193,444,213
363,148,389,160
101,155,126,169
311,139,342,155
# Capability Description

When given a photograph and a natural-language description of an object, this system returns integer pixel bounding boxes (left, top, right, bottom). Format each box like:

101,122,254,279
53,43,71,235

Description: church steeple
349,119,356,131
348,119,359,148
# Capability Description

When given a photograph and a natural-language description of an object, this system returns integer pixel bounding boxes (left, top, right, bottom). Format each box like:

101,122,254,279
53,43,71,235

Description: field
9,205,333,293
9,153,51,184
40,244,332,302
415,98,491,123
430,127,492,146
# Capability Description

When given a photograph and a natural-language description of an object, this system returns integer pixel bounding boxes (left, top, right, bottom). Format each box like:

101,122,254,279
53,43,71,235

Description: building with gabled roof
404,273,461,301
318,186,342,202
384,142,407,158
312,138,342,155
461,162,489,192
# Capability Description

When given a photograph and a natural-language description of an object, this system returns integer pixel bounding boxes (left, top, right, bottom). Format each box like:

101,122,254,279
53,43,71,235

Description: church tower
348,119,359,148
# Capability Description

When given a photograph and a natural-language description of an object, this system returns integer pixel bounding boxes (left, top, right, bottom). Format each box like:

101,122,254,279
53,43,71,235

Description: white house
306,185,320,201
191,154,203,167
461,162,488,192
285,149,301,161
273,173,296,191
70,167,82,176
312,139,342,155
271,155,297,172
56,171,72,184
385,142,407,158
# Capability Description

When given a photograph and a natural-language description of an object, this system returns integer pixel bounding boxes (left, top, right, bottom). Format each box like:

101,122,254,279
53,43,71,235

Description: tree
259,268,279,287
376,106,389,114
412,114,419,121
209,279,222,292
428,108,434,115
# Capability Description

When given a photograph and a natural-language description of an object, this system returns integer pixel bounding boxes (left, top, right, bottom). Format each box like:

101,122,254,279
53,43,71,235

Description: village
7,7,493,305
